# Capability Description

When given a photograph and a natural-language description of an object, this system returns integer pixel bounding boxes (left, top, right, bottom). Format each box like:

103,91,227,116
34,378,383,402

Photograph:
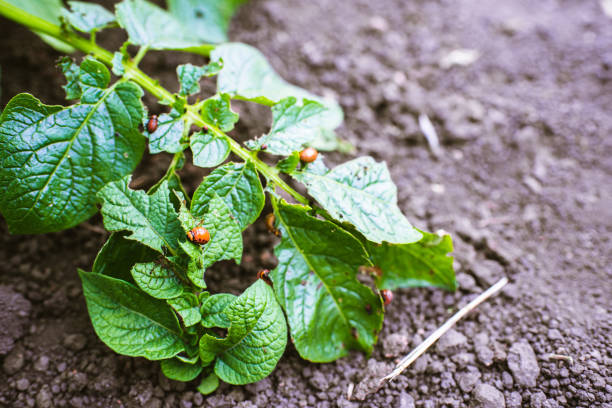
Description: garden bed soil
1,0,611,407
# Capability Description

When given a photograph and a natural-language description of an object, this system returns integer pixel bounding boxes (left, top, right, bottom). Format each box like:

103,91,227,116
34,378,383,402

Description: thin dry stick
378,277,509,386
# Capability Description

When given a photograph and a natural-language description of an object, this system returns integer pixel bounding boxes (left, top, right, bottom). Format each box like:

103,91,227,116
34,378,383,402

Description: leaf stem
132,45,149,67
0,0,308,205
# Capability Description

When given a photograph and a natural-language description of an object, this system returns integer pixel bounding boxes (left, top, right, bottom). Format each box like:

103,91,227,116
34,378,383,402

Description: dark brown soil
1,0,611,407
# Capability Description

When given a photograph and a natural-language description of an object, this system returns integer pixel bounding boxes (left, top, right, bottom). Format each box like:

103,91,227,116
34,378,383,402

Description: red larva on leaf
258,269,273,286
265,213,280,236
299,147,318,163
147,114,158,133
381,289,393,306
187,226,210,245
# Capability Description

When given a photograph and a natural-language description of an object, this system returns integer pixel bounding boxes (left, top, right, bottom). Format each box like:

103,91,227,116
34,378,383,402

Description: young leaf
211,43,344,149
190,132,230,168
294,156,423,244
271,200,383,362
200,94,239,132
167,0,247,43
111,52,125,76
180,195,242,265
177,62,223,96
197,372,220,395
62,1,116,34
178,241,207,288
200,293,236,328
0,59,145,234
177,196,242,287
93,233,158,282
191,161,264,230
131,262,183,299
79,270,184,360
368,230,456,291
161,357,203,381
58,57,81,100
168,293,201,327
97,176,182,254
147,109,185,154
199,280,287,385
247,97,328,155
276,151,300,174
5,0,74,53
115,0,204,50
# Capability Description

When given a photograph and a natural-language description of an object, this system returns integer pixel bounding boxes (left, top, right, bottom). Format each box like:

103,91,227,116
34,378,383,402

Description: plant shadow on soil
1,0,611,407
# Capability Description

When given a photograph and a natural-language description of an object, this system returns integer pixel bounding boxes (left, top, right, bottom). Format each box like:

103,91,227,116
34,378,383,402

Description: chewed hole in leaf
209,326,228,339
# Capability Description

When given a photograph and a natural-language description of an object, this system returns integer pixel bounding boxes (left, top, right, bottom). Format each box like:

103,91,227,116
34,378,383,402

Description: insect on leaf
147,109,186,154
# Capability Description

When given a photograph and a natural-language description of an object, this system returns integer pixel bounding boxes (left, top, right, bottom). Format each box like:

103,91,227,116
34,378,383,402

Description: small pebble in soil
436,329,467,355
396,391,416,408
382,332,409,358
2,346,25,375
472,383,506,408
507,341,540,387
62,334,87,351
456,369,481,392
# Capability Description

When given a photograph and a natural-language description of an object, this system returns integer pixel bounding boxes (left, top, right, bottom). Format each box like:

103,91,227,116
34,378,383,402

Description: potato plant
0,0,456,393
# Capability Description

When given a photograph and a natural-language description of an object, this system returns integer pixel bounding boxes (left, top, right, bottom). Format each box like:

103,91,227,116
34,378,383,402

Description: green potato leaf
97,177,183,254
190,132,230,168
199,280,287,385
210,43,345,150
276,151,300,174
200,94,239,132
62,1,116,34
167,0,247,44
115,0,204,50
93,233,158,282
58,57,81,100
131,262,183,299
79,270,184,360
161,357,203,381
294,156,423,244
177,61,223,96
191,161,264,230
271,199,383,362
200,293,236,328
0,59,145,234
177,196,242,287
197,372,220,394
147,110,185,154
167,293,201,327
368,230,456,291
246,97,328,155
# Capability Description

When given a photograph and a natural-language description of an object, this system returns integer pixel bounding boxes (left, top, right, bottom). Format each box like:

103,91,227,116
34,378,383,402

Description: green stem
132,45,149,67
0,0,308,205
